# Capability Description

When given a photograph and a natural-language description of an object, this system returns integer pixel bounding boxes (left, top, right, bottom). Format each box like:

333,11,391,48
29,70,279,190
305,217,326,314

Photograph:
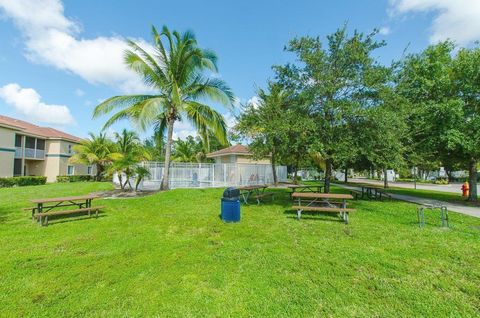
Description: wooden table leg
37,203,43,224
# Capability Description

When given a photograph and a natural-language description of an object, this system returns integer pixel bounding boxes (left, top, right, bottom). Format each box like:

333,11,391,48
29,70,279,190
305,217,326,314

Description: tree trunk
324,158,332,193
293,166,298,184
118,173,124,190
271,149,278,186
384,169,389,189
96,164,103,181
468,159,477,202
344,167,348,183
445,169,453,183
161,119,175,190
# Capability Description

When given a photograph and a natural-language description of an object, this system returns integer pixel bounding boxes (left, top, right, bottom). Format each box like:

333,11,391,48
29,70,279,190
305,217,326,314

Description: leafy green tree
93,25,234,190
451,46,480,200
397,42,480,200
69,132,119,180
235,82,313,185
359,91,407,188
276,26,389,192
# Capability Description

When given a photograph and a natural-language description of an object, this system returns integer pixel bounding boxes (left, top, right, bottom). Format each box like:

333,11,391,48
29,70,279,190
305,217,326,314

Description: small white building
206,144,271,164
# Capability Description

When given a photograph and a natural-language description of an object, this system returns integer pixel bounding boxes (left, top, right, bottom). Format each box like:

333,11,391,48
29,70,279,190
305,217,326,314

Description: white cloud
390,0,480,45
0,83,74,124
74,88,84,97
247,96,262,109
172,120,197,140
0,0,151,93
223,112,237,129
379,26,391,35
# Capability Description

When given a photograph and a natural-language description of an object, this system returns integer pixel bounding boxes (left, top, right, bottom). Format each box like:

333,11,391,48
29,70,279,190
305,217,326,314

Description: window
87,166,93,175
15,135,22,147
36,139,45,150
67,144,72,154
67,165,75,176
25,136,35,149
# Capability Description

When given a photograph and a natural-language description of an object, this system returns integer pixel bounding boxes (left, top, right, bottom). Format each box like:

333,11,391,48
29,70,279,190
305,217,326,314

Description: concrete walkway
335,183,480,219
348,177,479,194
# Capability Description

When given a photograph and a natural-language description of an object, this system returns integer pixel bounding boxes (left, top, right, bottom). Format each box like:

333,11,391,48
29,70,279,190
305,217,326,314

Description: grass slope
1,182,479,317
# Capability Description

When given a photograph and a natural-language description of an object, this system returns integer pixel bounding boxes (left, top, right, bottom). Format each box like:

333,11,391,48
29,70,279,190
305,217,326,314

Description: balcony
14,147,22,159
24,148,45,159
15,147,45,160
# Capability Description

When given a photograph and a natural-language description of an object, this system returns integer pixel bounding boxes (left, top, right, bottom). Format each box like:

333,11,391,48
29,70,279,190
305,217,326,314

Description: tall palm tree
93,25,234,190
69,132,119,180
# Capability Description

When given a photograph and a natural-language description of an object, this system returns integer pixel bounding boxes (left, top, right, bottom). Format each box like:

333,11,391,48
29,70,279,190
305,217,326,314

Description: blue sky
1,0,479,140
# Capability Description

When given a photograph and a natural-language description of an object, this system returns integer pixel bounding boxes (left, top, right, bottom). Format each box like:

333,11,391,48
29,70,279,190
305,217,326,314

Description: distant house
206,144,270,165
0,115,94,182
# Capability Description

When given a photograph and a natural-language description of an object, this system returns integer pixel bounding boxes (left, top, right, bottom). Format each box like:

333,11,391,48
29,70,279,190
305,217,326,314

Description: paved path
335,183,480,219
348,178,478,194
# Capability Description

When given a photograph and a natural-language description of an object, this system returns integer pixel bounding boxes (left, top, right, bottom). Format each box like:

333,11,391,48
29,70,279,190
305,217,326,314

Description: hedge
56,175,93,183
0,176,47,188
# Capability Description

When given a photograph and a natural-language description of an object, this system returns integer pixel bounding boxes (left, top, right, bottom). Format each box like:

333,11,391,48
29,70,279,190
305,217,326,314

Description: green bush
56,175,93,183
0,176,47,188
434,177,449,185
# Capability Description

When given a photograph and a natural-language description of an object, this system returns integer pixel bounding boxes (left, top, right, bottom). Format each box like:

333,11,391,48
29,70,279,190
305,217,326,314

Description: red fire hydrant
461,182,470,197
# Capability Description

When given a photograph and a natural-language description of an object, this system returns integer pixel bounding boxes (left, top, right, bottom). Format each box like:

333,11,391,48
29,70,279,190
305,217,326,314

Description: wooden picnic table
292,192,355,223
359,186,391,200
27,194,101,226
238,184,272,204
287,184,323,196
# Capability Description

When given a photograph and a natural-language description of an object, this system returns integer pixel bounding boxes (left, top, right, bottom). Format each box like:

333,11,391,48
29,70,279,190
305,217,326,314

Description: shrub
56,175,93,183
0,176,47,188
434,177,449,185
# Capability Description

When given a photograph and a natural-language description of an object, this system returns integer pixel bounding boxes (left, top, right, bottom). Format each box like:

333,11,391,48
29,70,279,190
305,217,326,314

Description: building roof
206,144,252,158
0,115,82,143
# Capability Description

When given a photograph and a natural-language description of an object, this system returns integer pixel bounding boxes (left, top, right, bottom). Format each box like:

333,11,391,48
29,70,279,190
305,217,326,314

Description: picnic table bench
292,192,355,224
26,194,103,226
238,185,274,205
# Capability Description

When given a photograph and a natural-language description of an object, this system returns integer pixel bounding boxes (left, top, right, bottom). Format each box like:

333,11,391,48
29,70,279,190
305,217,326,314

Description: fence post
211,164,215,187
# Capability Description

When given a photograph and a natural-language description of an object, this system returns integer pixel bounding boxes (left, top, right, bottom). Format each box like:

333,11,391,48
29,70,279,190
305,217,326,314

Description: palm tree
93,25,234,190
69,132,119,180
111,129,151,190
173,137,197,163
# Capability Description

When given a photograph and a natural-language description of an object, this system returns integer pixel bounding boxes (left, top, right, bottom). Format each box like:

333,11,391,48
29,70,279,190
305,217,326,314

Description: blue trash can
221,198,240,222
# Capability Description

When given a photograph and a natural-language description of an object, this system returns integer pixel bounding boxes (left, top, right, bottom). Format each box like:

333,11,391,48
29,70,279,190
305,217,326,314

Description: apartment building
0,115,94,182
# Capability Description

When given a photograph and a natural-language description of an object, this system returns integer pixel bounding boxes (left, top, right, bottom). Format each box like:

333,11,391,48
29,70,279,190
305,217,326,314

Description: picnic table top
238,185,268,191
292,192,353,199
360,185,385,190
286,184,322,189
30,194,98,204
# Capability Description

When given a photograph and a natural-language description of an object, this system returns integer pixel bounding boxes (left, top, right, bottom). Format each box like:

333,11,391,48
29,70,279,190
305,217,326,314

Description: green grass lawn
1,182,480,317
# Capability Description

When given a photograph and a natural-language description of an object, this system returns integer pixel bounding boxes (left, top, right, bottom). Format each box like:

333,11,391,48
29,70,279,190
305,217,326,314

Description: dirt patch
92,189,160,199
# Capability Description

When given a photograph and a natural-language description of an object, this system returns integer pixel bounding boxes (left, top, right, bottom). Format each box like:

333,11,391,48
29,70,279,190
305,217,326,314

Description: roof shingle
0,115,82,143
206,144,251,157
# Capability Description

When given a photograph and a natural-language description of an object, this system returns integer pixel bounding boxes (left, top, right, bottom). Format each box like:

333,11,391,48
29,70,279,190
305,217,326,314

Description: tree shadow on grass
35,213,107,227
283,209,346,223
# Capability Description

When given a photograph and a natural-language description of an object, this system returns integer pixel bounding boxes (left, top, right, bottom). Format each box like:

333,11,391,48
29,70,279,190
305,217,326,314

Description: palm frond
186,77,234,107
184,101,228,145
93,95,157,119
